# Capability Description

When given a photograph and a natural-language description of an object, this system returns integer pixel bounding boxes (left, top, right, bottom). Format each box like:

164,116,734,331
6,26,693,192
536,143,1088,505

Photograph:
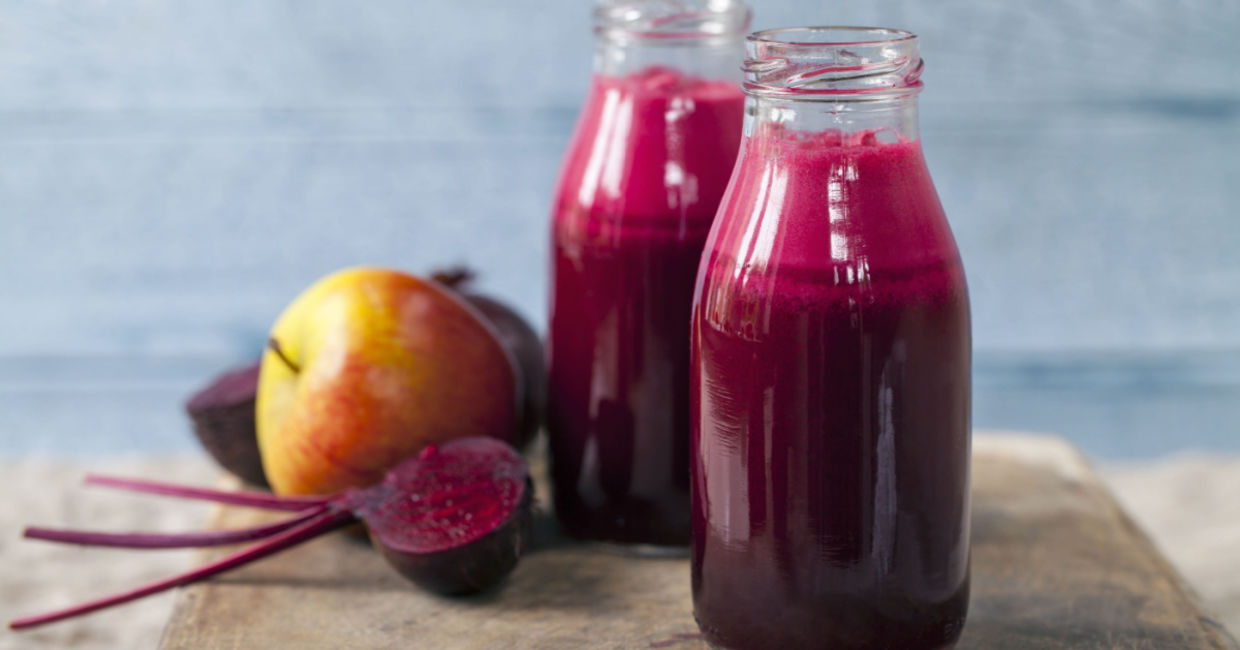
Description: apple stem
84,474,330,512
24,505,328,549
267,337,301,374
8,508,356,630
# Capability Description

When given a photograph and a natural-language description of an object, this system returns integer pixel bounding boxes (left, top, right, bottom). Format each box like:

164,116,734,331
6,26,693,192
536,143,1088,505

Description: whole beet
433,268,546,448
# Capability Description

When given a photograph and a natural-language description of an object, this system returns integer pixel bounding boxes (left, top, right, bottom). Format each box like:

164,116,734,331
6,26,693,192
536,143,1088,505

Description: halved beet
185,361,267,487
348,439,532,594
10,438,532,630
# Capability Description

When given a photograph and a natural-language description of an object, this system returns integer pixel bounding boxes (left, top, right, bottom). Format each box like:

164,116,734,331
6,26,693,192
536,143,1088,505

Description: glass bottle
690,27,971,648
548,0,750,548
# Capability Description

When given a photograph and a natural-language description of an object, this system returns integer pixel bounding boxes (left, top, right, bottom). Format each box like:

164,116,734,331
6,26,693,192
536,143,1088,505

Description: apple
256,267,519,495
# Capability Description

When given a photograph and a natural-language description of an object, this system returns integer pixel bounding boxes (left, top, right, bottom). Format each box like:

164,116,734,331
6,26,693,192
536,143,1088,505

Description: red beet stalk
9,509,355,630
24,504,327,549
84,474,328,512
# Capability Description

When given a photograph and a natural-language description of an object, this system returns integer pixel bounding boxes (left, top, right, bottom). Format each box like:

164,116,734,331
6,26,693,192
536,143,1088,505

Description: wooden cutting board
159,434,1237,649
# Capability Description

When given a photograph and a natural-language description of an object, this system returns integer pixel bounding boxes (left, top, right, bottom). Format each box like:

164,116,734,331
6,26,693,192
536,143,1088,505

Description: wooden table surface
159,434,1238,649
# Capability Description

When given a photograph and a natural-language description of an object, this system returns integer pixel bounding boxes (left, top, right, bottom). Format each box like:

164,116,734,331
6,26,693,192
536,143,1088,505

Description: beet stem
83,474,328,512
429,266,475,289
23,505,327,549
8,508,355,630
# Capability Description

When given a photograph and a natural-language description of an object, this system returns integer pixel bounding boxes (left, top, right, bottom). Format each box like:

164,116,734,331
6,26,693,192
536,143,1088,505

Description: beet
432,268,546,448
354,438,531,594
185,361,268,487
462,294,546,448
9,437,531,630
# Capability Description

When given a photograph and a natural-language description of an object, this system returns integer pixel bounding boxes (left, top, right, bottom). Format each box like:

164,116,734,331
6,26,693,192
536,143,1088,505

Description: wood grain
159,434,1237,649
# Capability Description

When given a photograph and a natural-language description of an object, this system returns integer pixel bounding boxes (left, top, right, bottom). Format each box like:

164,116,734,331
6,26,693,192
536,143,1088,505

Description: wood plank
159,434,1237,649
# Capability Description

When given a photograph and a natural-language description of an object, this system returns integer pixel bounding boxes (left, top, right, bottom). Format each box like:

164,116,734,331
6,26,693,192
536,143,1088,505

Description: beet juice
690,28,971,648
548,1,749,548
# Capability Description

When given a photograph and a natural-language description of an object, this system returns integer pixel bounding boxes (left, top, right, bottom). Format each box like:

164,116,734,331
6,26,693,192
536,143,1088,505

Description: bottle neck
740,26,924,142
595,37,745,80
745,93,920,143
591,0,749,80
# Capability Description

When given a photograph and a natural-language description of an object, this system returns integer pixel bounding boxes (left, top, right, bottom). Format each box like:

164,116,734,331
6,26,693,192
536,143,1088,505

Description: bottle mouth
744,26,923,99
595,0,752,43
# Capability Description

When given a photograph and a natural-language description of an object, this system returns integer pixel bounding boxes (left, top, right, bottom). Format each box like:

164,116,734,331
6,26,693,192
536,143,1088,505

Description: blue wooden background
2,1,1238,458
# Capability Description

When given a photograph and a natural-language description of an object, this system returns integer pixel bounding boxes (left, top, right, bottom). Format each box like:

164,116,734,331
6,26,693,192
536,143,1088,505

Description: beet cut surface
10,437,531,630
349,438,532,594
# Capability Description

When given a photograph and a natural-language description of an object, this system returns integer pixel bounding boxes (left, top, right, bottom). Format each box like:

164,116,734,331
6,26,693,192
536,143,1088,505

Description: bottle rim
594,1,752,44
749,26,915,47
744,26,924,100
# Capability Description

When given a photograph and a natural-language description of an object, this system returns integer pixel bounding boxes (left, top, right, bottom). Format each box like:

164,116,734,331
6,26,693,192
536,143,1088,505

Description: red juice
690,125,971,648
548,66,744,545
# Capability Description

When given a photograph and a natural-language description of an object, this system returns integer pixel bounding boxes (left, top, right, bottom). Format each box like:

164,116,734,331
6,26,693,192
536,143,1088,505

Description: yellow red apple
256,267,519,495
